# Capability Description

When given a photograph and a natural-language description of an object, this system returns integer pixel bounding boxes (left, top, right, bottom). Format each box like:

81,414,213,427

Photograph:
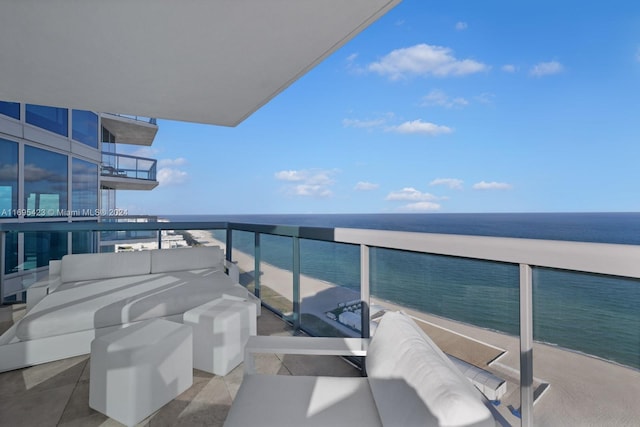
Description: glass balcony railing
101,112,157,125
1,220,639,426
101,152,157,181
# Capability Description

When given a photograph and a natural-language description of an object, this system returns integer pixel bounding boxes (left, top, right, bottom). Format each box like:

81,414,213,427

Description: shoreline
187,229,640,425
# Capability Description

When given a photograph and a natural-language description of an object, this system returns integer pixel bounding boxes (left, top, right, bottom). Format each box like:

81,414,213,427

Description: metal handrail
101,152,157,181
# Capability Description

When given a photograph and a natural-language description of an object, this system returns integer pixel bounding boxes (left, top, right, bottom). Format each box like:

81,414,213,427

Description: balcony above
100,113,158,146
101,152,158,191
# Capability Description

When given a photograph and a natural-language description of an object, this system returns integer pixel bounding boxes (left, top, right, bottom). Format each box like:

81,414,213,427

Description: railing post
226,227,233,262
292,236,301,331
254,233,261,299
157,230,162,249
519,263,534,427
360,244,370,339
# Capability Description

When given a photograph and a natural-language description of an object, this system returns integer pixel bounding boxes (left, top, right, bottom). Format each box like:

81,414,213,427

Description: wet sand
189,230,640,426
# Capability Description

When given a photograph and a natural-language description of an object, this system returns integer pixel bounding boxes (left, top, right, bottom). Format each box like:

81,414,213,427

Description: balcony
100,152,158,190
100,113,158,146
0,220,639,426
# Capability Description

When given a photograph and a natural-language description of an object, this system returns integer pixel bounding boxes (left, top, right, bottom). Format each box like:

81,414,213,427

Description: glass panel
226,230,255,292
0,138,18,217
0,101,20,120
532,268,640,424
533,268,640,369
72,110,98,148
72,230,97,254
24,231,67,269
25,104,68,136
255,234,293,316
300,240,360,337
24,146,68,217
370,248,518,410
72,158,98,216
4,231,18,275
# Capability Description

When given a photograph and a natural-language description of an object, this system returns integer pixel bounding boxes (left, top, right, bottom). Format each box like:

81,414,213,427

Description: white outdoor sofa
0,246,260,373
225,311,501,427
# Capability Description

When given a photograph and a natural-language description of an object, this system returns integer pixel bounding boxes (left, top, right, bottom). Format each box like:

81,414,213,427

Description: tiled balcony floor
0,305,360,427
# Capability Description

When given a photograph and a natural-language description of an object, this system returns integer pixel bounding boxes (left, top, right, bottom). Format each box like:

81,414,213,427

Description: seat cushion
224,375,381,427
150,246,224,273
366,311,493,427
61,251,151,282
15,269,247,341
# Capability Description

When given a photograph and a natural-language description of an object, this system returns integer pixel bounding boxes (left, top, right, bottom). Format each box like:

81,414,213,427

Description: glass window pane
25,104,68,136
24,231,67,269
72,230,97,254
72,158,98,216
72,110,98,148
0,101,20,120
24,146,68,217
4,231,18,275
0,138,18,217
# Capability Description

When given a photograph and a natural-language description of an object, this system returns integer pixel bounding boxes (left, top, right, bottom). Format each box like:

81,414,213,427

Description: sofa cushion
61,251,151,283
366,311,493,427
16,270,248,341
150,246,224,273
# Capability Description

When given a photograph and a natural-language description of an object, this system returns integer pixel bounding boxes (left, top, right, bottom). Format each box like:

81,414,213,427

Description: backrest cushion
150,246,224,273
367,311,493,427
61,251,151,283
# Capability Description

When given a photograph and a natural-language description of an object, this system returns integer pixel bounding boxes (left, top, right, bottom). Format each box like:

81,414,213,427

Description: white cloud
455,22,468,31
156,157,188,186
389,119,453,136
368,43,488,80
472,181,513,190
530,61,564,77
158,157,187,167
157,168,188,186
502,64,517,73
342,118,386,129
354,181,379,191
430,178,463,190
399,201,441,212
421,89,469,108
386,187,440,201
275,169,337,198
475,92,495,105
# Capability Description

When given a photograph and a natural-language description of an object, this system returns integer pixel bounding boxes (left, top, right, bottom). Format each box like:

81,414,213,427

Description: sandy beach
189,229,640,426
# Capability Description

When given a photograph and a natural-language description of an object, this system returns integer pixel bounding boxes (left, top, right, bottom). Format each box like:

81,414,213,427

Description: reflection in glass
72,158,98,216
73,230,97,254
26,104,68,136
4,232,18,275
0,101,20,120
23,231,67,269
24,146,68,217
0,138,18,217
72,110,98,148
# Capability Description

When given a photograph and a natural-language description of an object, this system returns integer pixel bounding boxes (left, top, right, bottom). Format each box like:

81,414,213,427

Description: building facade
0,101,158,302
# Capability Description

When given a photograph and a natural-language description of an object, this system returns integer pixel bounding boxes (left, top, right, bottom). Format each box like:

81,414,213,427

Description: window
72,110,98,148
0,138,18,217
24,146,68,217
23,231,68,269
26,104,68,136
0,101,20,120
72,158,98,216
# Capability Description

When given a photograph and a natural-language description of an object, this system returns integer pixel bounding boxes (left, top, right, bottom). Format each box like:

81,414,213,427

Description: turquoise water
167,213,640,369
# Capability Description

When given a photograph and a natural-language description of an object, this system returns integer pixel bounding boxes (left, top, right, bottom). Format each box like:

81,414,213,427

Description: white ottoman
184,298,257,376
89,319,193,427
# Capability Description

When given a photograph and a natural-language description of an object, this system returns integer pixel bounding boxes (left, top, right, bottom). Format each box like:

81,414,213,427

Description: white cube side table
89,319,193,427
183,298,257,375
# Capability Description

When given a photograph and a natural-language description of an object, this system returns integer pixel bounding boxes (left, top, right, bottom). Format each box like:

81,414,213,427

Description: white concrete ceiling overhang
0,0,400,126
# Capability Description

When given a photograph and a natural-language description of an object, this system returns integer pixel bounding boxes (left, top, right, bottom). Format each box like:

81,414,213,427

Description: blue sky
118,0,640,215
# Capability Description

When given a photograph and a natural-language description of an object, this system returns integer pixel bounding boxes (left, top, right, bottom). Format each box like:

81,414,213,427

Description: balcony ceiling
0,0,400,127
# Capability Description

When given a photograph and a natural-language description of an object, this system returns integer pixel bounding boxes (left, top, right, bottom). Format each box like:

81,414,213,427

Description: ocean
166,212,640,370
